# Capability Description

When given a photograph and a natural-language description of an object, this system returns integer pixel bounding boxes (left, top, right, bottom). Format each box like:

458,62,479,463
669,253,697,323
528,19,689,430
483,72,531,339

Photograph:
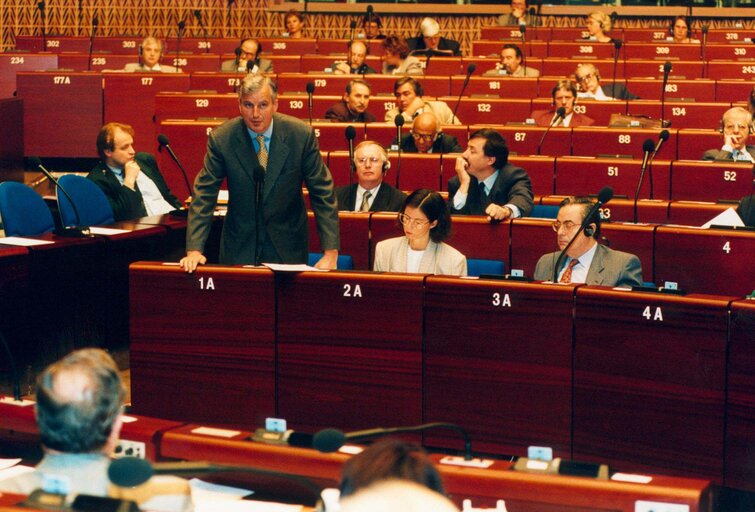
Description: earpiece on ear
584,225,595,237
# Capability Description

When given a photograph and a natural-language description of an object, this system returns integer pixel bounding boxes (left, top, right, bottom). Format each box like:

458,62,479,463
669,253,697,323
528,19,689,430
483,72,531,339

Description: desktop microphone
305,81,315,126
610,39,622,101
551,186,613,283
633,139,655,224
345,125,356,186
646,129,669,201
536,106,565,156
37,1,47,49
176,20,187,71
700,24,709,76
529,7,538,38
313,422,474,461
452,63,475,124
194,10,209,53
394,115,404,188
519,22,528,69
349,20,357,41
108,457,320,498
86,15,98,71
253,164,265,266
366,4,374,30
0,331,21,402
660,61,672,127
157,134,193,216
29,156,91,237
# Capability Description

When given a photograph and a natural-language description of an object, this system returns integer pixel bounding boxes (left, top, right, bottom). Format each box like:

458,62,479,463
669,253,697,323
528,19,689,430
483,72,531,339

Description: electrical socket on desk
113,439,145,459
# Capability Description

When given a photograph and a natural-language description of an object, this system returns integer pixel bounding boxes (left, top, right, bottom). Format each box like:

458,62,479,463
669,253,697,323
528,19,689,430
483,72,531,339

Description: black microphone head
529,6,536,15
92,15,98,27
235,47,242,58
349,20,357,29
556,106,566,118
108,457,154,488
157,134,170,147
701,24,709,34
659,129,670,141
37,1,44,10
194,9,202,19
394,115,404,127
642,139,655,152
597,186,614,204
466,63,476,74
312,428,347,453
28,156,42,168
367,4,374,14
345,125,356,140
663,61,672,73
178,20,186,30
247,59,254,71
614,39,622,50
610,11,618,22
253,164,265,182
519,23,526,33
306,82,315,94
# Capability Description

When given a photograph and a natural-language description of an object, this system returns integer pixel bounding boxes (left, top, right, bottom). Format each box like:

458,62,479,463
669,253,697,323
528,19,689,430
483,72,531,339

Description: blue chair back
0,181,55,236
307,253,354,270
467,258,505,277
58,175,115,227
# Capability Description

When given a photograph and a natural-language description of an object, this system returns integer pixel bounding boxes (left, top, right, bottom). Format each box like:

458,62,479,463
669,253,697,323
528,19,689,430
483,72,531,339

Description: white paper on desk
189,478,253,501
0,458,22,471
89,227,130,235
0,237,54,246
0,463,34,481
702,208,745,229
263,263,327,272
195,498,302,512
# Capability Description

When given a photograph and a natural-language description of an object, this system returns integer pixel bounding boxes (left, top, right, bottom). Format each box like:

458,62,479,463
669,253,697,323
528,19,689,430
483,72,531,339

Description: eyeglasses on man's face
356,156,382,166
552,220,580,232
576,73,596,83
411,132,435,142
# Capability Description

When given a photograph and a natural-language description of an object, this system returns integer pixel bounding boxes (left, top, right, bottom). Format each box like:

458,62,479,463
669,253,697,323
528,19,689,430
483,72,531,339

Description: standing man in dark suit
406,18,461,57
534,196,642,287
179,74,339,272
702,107,755,162
448,128,534,221
396,112,463,153
88,122,182,221
335,141,406,212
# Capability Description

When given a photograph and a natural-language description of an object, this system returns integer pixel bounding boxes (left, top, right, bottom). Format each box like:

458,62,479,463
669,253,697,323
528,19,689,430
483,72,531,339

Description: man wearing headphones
335,141,406,212
530,80,594,127
326,79,376,123
333,40,377,75
396,112,462,153
385,77,460,125
702,107,755,162
534,196,643,286
575,63,637,101
448,128,534,221
124,37,178,72
221,38,273,73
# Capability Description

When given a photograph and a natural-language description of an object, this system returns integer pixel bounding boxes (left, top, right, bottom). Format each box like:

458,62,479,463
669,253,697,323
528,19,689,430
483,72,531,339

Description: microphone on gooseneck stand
29,157,91,237
633,139,655,224
366,4,374,31
551,186,613,283
394,115,404,188
529,7,538,38
452,63,475,124
305,81,315,126
157,134,192,217
176,19,187,70
253,164,265,266
345,125,356,186
660,61,672,127
537,106,565,156
647,129,670,201
519,23,528,68
0,331,21,402
37,1,47,50
194,10,209,53
86,15,99,71
349,20,357,41
611,39,622,102
313,422,474,461
700,24,709,77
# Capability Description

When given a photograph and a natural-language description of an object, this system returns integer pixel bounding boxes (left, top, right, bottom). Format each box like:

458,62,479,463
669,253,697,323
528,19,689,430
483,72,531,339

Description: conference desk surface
159,423,713,512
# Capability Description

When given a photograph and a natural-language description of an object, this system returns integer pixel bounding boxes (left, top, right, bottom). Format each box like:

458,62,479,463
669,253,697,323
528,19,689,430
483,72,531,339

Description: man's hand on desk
179,251,207,273
314,249,339,270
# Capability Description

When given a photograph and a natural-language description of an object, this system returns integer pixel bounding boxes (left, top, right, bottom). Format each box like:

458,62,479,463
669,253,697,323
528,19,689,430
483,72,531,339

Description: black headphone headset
584,225,595,237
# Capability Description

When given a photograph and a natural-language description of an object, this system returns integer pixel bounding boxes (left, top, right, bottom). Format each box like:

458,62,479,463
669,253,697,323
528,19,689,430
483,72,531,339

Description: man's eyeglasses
411,132,436,142
576,73,595,83
356,156,382,165
398,213,430,228
723,123,748,133
552,220,580,232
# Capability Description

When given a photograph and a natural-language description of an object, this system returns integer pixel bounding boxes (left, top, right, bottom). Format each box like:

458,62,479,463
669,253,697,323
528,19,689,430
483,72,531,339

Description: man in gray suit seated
221,37,273,74
123,37,178,73
534,196,643,287
702,107,755,162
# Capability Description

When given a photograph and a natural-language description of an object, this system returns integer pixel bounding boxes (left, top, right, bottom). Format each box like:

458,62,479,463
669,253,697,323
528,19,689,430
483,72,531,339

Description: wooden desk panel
625,79,716,102
670,160,752,202
625,101,728,130
442,97,532,125
0,247,29,380
725,299,755,492
424,277,576,457
450,76,540,99
624,43,701,61
0,54,57,98
157,120,225,196
16,71,102,157
479,26,553,42
276,271,425,432
540,196,670,224
554,156,672,200
307,212,370,270
573,287,733,481
470,125,572,158
548,41,620,59
129,263,276,427
154,91,237,125
532,98,627,126
571,127,677,160
159,423,712,511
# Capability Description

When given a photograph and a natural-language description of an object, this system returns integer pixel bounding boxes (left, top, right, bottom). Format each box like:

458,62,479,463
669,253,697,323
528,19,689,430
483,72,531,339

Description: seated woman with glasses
373,189,467,276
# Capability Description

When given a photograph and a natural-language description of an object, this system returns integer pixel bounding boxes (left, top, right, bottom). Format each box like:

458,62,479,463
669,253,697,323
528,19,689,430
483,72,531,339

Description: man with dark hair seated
534,196,643,287
325,79,376,123
448,128,534,221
